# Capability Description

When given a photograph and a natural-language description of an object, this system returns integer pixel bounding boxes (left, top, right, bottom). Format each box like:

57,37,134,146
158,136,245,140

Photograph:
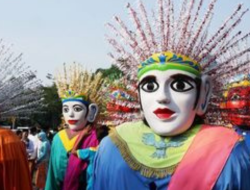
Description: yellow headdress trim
55,63,104,105
223,79,250,98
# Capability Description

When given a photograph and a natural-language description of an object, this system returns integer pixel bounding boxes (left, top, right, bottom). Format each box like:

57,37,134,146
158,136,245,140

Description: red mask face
224,86,250,127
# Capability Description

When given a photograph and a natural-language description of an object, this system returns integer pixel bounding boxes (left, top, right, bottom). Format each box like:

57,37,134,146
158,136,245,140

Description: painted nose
157,98,171,104
69,109,74,117
157,86,170,104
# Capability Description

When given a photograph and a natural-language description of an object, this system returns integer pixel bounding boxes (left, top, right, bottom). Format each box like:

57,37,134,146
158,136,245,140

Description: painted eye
231,94,240,101
74,106,83,112
63,107,69,113
171,79,194,92
141,81,159,92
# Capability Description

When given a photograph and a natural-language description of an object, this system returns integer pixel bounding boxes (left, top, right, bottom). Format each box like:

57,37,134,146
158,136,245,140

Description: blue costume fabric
93,125,250,190
77,148,96,190
37,132,50,165
234,126,250,150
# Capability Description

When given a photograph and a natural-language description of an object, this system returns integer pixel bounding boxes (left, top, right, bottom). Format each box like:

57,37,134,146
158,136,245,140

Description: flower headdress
105,0,250,125
210,74,250,127
206,45,250,126
55,63,104,106
222,75,250,98
99,77,141,126
106,0,250,81
0,41,43,120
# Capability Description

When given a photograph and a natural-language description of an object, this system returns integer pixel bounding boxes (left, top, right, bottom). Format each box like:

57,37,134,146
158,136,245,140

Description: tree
95,65,123,81
32,83,62,130
15,83,62,131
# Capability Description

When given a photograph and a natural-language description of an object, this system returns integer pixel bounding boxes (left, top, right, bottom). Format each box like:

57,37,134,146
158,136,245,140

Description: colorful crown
55,63,104,105
138,52,201,78
105,0,250,126
106,1,250,81
223,76,250,98
99,77,141,126
61,90,89,105
227,79,250,89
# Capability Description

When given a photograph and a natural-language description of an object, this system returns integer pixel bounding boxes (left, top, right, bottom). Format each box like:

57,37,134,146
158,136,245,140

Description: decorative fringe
109,130,178,178
55,63,104,105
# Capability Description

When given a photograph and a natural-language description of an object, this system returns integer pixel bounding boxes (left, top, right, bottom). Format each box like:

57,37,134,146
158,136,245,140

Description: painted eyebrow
170,74,196,82
73,105,84,108
138,75,156,86
63,105,69,108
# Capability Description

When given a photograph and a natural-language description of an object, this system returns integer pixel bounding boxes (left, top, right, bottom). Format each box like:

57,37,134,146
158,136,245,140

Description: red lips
68,120,79,125
153,108,175,120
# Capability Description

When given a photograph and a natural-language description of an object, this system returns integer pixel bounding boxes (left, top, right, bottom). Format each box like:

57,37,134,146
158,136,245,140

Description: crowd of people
14,127,51,190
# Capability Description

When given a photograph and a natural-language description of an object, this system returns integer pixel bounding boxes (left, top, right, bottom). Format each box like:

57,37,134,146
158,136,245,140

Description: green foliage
95,65,123,81
3,65,123,130
16,83,62,130
34,83,62,130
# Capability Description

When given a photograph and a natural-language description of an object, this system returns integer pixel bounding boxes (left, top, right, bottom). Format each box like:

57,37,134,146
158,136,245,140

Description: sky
0,0,250,85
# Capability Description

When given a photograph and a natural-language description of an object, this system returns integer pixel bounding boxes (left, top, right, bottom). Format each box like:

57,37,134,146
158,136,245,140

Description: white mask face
139,70,199,136
62,101,88,131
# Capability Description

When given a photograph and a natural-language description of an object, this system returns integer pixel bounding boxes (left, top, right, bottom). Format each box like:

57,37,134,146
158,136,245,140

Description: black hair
193,77,201,109
37,128,42,133
96,125,110,142
85,106,89,119
29,127,37,135
16,130,22,136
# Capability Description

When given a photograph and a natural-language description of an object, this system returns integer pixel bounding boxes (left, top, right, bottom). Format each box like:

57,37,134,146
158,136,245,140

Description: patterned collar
110,121,201,178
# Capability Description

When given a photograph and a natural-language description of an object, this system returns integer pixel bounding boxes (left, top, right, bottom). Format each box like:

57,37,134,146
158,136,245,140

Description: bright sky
0,0,250,85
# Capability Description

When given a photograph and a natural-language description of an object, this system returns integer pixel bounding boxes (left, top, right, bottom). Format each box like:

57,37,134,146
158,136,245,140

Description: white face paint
62,101,88,131
139,70,199,136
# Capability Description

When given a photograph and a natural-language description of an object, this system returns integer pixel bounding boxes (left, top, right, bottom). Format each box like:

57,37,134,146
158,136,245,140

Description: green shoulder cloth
110,121,201,178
